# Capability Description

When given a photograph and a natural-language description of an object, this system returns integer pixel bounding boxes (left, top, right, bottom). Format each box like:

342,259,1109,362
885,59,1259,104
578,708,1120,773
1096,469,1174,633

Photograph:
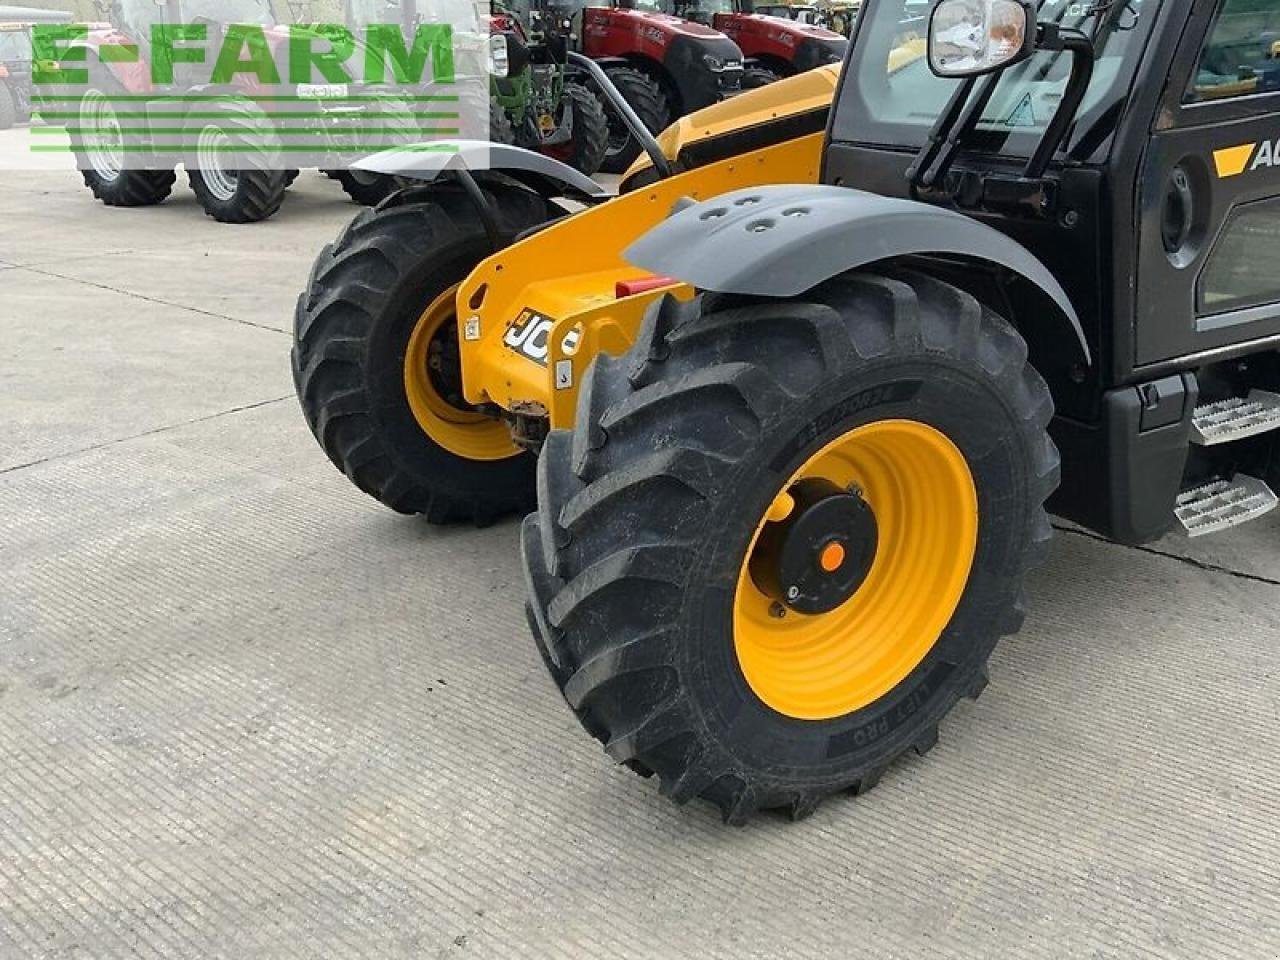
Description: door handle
1162,167,1195,255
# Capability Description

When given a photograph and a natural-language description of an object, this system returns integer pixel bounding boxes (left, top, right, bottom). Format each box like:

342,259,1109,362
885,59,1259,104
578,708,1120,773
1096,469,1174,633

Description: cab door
1135,0,1280,367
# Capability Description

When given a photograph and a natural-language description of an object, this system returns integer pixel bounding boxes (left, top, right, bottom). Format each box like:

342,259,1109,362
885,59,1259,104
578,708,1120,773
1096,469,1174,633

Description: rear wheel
741,65,782,90
292,182,560,522
596,66,669,174
524,270,1059,822
186,102,288,224
72,88,176,207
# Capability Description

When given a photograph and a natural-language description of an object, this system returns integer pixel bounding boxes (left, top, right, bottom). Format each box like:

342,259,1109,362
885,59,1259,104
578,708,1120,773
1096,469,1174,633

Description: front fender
354,140,609,200
624,184,1089,362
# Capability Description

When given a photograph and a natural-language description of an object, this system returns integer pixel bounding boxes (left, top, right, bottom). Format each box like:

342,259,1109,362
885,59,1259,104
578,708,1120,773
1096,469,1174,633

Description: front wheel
524,270,1059,822
291,182,561,522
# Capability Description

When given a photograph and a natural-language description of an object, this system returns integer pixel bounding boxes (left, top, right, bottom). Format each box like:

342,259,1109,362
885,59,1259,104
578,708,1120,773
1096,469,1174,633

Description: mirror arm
1022,24,1094,179
919,70,1002,190
906,75,975,193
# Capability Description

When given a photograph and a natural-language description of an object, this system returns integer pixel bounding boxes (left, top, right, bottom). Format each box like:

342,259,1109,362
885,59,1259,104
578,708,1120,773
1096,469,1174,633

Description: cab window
1188,0,1280,102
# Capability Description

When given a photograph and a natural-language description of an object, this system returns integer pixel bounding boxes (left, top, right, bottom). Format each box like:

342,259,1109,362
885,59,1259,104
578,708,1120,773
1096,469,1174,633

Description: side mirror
487,33,510,77
928,0,1035,79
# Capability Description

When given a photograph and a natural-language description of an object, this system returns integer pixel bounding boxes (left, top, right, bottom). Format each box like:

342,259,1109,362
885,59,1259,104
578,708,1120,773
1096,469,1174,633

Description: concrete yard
1,159,1278,959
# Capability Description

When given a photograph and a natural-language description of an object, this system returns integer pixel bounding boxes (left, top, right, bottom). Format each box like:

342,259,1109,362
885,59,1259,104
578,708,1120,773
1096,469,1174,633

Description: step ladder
1191,390,1280,446
1175,475,1279,537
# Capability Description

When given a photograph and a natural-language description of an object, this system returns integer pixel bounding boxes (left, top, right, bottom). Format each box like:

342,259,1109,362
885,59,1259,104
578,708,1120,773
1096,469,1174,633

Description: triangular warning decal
1005,93,1037,128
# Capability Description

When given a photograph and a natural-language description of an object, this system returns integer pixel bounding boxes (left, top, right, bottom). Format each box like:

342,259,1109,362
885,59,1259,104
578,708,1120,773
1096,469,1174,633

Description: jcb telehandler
293,0,1280,822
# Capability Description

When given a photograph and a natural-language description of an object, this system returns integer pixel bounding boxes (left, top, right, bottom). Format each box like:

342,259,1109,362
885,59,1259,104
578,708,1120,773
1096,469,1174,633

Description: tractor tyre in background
554,82,609,176
596,66,669,174
324,98,422,206
490,99,518,145
0,81,16,130
186,101,289,224
524,270,1059,822
326,169,398,206
741,65,783,90
292,181,560,523
71,88,176,207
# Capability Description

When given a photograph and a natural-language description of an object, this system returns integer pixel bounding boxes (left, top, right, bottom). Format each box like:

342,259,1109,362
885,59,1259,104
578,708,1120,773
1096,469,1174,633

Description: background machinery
676,0,847,87
509,0,745,171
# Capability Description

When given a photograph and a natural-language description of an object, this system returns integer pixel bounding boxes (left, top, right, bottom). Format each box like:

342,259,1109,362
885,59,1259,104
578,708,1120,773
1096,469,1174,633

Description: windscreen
837,0,1161,160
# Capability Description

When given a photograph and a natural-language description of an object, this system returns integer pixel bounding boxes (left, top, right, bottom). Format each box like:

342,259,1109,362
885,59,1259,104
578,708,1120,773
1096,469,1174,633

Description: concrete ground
1,156,1278,960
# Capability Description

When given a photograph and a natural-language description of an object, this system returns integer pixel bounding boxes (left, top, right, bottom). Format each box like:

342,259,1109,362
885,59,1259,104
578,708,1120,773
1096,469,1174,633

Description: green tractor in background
488,1,609,175
344,0,608,178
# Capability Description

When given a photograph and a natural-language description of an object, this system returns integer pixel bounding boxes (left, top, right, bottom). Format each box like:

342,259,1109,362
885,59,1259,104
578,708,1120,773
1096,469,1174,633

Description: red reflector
616,275,677,298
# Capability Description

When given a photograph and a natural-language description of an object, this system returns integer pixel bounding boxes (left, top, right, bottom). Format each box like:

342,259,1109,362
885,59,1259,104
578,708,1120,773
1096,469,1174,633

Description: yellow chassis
453,68,840,431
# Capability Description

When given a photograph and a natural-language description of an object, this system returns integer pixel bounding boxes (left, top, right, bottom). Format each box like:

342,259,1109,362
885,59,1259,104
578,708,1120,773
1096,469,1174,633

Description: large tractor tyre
292,183,559,522
554,82,609,176
324,96,424,205
524,270,1059,823
189,166,288,223
596,66,669,175
186,102,288,224
0,81,16,130
740,65,783,90
71,89,176,207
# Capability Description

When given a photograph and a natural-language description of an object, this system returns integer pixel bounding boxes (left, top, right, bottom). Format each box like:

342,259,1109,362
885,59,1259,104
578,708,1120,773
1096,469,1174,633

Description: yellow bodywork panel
625,64,841,181
456,134,827,429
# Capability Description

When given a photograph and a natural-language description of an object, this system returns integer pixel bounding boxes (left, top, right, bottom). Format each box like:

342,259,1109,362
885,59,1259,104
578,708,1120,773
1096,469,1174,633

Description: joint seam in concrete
12,263,289,338
1053,524,1280,588
0,395,293,477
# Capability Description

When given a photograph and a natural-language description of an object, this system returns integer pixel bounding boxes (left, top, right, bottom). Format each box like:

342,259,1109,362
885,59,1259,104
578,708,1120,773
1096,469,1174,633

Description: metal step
1191,390,1280,446
1175,475,1279,537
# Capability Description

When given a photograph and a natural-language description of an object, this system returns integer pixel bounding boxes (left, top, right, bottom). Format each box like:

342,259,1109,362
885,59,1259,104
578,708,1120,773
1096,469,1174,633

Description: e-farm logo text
15,21,484,170
1213,139,1280,178
31,23,457,87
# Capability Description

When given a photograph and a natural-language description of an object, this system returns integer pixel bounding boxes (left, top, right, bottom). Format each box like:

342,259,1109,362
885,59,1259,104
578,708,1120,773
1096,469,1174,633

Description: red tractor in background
518,0,744,172
678,0,846,86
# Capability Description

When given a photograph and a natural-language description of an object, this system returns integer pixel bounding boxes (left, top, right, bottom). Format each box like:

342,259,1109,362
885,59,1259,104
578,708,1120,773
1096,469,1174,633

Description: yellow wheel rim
734,420,978,721
403,285,522,462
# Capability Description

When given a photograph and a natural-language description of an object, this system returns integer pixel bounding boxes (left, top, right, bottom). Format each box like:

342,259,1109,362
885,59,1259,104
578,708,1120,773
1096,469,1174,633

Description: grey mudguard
352,140,610,199
625,184,1089,362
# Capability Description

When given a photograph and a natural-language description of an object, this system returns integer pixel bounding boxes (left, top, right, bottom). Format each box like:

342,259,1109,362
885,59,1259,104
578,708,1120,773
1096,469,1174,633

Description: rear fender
625,184,1090,363
353,140,609,200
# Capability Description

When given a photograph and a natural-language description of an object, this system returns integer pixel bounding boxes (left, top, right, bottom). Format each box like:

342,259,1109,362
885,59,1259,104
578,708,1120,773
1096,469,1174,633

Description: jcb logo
503,310,581,368
1213,139,1280,178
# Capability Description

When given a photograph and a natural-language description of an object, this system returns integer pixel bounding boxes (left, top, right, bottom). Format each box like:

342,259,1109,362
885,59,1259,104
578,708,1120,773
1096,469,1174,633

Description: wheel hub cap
748,478,879,616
